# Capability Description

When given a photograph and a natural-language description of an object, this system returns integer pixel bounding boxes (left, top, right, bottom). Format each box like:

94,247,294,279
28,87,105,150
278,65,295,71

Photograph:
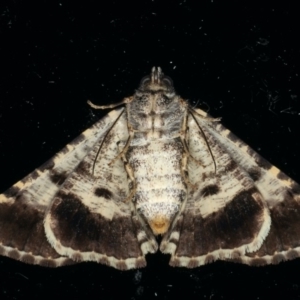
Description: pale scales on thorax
1,67,300,270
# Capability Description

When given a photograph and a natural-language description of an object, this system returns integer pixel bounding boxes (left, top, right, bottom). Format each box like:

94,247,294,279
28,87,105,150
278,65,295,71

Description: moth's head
138,66,175,93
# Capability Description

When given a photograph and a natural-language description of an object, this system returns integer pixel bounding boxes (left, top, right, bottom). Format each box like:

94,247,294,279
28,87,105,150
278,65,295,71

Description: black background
1,1,300,299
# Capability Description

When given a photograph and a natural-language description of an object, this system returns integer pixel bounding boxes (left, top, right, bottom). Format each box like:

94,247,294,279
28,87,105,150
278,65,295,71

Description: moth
1,67,300,270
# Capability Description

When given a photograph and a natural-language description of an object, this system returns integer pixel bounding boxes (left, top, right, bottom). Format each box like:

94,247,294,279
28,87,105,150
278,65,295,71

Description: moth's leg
187,109,217,173
180,151,197,189
108,127,134,166
181,136,204,167
87,97,134,110
188,107,221,122
122,158,137,203
114,126,137,203
90,109,125,176
179,107,199,188
180,103,205,166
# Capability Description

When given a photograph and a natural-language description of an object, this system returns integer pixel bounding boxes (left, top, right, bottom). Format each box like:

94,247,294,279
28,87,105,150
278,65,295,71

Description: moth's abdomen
128,140,186,235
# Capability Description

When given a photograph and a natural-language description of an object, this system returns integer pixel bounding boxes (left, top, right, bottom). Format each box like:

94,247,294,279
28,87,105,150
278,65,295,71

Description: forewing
0,109,125,266
44,110,158,270
162,108,300,267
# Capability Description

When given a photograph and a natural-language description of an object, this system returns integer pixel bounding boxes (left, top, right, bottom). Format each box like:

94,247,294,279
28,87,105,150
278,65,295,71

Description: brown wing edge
44,192,158,270
161,187,275,268
0,200,74,267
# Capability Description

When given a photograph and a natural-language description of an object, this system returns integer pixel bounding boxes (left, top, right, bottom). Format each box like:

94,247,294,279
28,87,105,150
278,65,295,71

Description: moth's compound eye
140,76,151,86
162,76,173,87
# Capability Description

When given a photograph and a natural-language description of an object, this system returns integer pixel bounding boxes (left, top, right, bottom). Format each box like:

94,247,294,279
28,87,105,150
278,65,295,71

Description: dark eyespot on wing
3,186,21,198
30,170,40,180
225,160,238,172
200,184,220,197
248,167,262,181
277,171,290,181
291,183,300,195
76,161,91,176
49,171,68,185
246,148,272,170
94,188,113,199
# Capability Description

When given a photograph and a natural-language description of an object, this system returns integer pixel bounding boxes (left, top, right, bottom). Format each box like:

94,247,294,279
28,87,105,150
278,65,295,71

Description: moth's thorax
127,91,186,142
126,66,186,142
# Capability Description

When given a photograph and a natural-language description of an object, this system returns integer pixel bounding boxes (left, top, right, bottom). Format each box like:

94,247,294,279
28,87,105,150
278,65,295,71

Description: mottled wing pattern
161,108,300,267
2,66,300,271
0,110,114,266
44,110,158,270
0,108,155,268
